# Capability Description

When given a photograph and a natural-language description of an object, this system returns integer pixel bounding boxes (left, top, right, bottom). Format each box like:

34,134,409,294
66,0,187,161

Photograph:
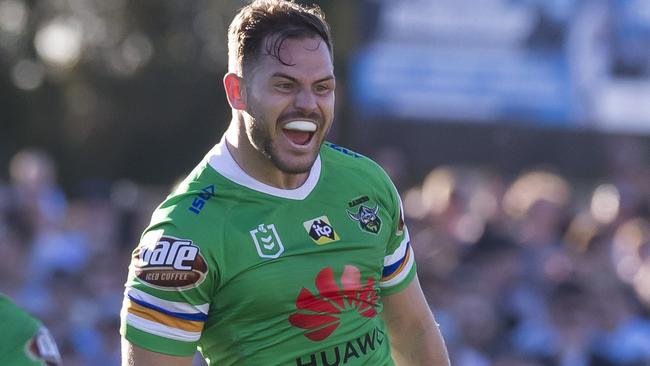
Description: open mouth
282,120,317,146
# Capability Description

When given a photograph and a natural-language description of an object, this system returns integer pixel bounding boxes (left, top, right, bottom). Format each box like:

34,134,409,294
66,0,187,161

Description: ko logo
313,222,332,237
303,216,340,245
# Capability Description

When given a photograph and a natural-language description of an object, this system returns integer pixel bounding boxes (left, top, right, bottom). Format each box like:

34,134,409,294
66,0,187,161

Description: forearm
382,277,450,366
389,318,449,366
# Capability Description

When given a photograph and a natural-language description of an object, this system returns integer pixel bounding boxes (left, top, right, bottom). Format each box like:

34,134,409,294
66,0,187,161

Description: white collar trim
206,140,321,200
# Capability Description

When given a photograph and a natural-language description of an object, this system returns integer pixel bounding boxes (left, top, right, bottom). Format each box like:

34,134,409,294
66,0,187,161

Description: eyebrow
270,72,335,84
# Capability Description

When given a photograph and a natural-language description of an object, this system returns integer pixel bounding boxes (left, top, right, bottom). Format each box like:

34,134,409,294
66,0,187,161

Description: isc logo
326,142,363,158
189,184,215,215
138,239,199,270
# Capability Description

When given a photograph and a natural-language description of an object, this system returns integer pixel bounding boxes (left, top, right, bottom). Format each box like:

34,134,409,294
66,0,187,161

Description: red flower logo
288,265,378,341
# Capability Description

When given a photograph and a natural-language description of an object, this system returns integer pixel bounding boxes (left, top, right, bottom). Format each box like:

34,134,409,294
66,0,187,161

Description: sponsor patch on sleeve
26,326,62,366
132,230,208,291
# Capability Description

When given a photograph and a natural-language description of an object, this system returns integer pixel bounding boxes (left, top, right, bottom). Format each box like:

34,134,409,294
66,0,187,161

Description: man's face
242,36,335,174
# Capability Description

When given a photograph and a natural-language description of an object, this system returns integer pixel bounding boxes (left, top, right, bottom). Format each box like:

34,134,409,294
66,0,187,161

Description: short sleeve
120,224,215,356
379,189,416,296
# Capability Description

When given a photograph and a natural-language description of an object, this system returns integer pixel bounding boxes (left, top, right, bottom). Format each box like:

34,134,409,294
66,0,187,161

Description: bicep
121,339,194,366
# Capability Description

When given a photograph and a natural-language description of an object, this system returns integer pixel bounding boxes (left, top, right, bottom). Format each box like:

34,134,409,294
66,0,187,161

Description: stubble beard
248,116,318,175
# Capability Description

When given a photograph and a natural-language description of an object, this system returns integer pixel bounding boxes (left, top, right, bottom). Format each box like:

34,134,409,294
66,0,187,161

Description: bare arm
381,276,450,366
121,339,194,366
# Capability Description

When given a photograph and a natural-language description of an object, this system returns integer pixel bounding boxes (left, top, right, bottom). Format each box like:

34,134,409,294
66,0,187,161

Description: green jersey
120,141,416,365
0,294,61,366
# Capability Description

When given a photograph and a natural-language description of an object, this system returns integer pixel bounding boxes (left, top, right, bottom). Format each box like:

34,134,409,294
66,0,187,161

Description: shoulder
321,142,387,177
320,142,404,219
145,162,228,246
320,141,395,192
0,294,39,325
129,171,223,294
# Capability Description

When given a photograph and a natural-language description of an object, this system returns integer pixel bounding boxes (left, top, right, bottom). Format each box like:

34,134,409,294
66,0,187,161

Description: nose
294,88,318,114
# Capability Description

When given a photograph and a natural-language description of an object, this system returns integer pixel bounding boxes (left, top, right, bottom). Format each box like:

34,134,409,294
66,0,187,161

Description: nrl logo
347,205,382,235
250,224,285,259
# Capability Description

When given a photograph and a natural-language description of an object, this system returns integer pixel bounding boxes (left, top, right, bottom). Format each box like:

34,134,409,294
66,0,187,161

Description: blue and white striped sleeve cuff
121,287,209,342
379,229,415,289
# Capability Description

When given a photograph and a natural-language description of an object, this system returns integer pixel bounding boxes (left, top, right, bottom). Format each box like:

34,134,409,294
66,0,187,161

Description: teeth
283,120,317,132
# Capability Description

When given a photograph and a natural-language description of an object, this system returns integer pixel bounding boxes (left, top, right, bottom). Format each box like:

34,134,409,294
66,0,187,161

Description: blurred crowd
0,149,164,366
392,137,650,366
1,141,649,366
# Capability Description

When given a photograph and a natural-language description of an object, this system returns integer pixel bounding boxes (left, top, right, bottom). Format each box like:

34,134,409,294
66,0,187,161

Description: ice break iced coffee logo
133,234,208,291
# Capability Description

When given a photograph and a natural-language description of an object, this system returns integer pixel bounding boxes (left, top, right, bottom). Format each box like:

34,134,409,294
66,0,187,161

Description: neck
224,118,310,190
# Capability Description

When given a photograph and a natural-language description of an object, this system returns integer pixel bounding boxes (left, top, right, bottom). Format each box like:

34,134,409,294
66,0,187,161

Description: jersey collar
206,140,321,200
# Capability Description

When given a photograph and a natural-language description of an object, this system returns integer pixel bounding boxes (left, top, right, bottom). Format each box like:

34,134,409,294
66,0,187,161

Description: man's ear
223,73,247,110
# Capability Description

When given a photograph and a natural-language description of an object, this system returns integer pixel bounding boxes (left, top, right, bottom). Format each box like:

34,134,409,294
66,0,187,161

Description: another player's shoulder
0,293,40,327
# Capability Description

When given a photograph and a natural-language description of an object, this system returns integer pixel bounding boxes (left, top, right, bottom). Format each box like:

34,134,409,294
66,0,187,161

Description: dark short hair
227,0,333,75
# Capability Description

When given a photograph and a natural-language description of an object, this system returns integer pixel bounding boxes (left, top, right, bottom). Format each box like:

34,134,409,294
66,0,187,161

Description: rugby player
120,1,450,365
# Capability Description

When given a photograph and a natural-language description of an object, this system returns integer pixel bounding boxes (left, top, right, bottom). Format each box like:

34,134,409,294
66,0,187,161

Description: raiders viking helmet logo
347,205,382,235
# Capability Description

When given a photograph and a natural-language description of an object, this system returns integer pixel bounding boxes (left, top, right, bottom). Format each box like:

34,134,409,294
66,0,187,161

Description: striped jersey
120,141,416,365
